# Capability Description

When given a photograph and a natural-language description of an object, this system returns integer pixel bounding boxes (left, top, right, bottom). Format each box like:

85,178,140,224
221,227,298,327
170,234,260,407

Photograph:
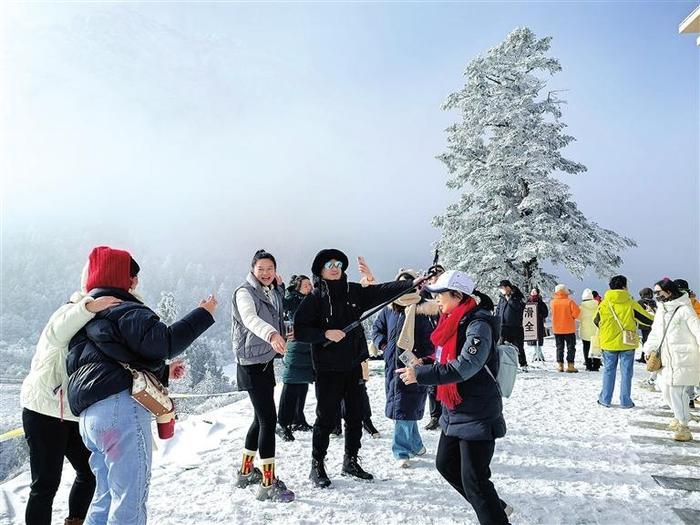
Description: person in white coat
20,263,121,525
644,278,700,442
579,289,600,371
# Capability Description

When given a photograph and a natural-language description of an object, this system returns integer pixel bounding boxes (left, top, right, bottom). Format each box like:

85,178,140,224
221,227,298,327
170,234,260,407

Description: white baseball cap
426,270,475,295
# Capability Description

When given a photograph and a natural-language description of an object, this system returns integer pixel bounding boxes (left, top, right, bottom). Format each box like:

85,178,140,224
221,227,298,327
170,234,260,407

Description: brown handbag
121,362,173,416
645,308,679,373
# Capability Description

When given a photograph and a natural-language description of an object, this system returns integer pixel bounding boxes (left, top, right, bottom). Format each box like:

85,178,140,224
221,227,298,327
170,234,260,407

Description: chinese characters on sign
523,303,539,342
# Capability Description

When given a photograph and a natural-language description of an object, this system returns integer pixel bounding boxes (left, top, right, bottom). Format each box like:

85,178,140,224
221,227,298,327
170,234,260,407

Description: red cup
156,410,176,440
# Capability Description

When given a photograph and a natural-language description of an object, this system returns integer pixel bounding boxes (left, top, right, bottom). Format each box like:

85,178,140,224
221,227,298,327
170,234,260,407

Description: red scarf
430,298,478,410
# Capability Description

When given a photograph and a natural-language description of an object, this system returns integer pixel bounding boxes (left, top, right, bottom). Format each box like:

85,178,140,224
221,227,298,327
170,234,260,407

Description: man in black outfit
496,279,527,370
294,249,425,488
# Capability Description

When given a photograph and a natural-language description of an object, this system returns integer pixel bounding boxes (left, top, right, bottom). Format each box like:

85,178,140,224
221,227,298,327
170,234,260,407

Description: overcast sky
2,1,698,294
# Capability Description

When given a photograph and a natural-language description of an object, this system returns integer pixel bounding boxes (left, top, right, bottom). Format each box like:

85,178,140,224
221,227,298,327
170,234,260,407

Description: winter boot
276,425,295,442
674,425,693,442
556,362,564,373
236,467,263,488
309,459,331,488
668,418,681,431
256,478,295,502
566,362,579,373
425,417,440,431
362,419,380,438
292,422,313,432
64,519,84,525
342,455,374,481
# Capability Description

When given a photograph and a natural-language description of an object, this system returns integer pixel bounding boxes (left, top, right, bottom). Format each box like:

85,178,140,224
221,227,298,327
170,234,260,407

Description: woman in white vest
20,263,121,525
230,249,295,503
644,278,700,441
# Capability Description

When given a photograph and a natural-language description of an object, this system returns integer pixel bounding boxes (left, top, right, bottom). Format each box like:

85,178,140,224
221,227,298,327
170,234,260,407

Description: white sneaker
413,446,427,457
397,458,410,468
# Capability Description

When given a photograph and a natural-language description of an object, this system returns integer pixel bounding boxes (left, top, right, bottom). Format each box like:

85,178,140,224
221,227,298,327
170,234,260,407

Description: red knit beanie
85,246,134,292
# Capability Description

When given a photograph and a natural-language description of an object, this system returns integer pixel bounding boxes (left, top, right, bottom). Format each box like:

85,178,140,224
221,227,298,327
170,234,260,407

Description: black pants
245,385,277,459
278,383,310,427
335,379,373,427
436,433,508,525
313,367,364,461
500,326,527,367
582,339,591,369
428,385,442,419
640,328,651,346
22,408,95,525
555,333,576,363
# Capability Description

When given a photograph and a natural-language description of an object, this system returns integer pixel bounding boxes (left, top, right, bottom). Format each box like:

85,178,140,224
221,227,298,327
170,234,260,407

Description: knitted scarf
395,292,422,353
429,298,477,410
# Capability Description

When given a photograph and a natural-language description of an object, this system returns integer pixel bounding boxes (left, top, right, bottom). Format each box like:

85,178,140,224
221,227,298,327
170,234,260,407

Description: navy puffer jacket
415,307,506,441
67,288,215,416
372,300,438,420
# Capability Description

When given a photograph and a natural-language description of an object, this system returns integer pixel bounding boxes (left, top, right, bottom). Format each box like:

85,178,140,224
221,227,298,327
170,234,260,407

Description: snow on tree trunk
434,27,635,292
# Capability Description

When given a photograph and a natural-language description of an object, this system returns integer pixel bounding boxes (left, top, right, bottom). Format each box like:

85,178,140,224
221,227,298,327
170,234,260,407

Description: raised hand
199,295,218,315
358,256,375,284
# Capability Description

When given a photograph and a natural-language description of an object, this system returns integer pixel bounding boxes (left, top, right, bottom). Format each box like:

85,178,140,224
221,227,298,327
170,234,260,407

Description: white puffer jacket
644,294,700,387
20,293,95,421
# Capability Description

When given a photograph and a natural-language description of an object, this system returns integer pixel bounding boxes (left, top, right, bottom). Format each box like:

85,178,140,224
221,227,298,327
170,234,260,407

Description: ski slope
2,340,699,524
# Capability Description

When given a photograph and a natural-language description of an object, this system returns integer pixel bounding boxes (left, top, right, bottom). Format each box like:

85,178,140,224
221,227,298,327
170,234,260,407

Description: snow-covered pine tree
155,291,179,325
434,27,635,292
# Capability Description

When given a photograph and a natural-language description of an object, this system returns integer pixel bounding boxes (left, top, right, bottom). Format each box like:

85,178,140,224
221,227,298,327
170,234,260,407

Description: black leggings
278,383,310,427
244,386,277,459
23,408,96,525
435,433,509,525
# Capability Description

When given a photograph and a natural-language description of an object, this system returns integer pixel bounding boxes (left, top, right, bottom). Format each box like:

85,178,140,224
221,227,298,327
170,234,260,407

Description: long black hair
655,278,682,300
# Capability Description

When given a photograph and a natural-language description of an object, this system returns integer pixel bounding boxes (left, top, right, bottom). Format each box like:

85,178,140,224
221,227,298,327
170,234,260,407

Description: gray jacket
231,273,285,365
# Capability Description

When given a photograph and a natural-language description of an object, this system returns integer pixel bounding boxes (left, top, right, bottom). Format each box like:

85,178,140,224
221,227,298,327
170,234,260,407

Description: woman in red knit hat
66,246,217,525
20,256,122,525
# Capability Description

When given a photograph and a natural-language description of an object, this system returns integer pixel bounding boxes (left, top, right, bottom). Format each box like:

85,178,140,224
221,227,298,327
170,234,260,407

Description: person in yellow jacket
594,275,654,408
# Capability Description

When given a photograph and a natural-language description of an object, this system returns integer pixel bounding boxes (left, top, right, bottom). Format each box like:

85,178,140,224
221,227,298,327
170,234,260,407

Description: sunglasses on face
324,260,344,270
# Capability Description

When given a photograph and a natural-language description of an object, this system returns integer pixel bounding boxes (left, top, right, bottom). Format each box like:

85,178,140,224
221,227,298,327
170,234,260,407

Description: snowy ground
2,339,699,524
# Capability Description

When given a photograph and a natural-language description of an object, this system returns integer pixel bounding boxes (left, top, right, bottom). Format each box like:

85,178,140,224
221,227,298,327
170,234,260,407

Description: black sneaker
310,459,332,488
292,422,313,432
362,420,380,438
342,455,373,481
275,425,295,442
425,417,440,431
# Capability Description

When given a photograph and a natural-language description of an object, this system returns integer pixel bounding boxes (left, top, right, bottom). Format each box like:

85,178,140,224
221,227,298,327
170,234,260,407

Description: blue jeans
392,420,424,459
598,350,635,408
79,390,153,525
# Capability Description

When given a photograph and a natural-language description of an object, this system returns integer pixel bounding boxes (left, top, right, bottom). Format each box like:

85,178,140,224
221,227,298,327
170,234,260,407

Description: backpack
484,342,519,398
